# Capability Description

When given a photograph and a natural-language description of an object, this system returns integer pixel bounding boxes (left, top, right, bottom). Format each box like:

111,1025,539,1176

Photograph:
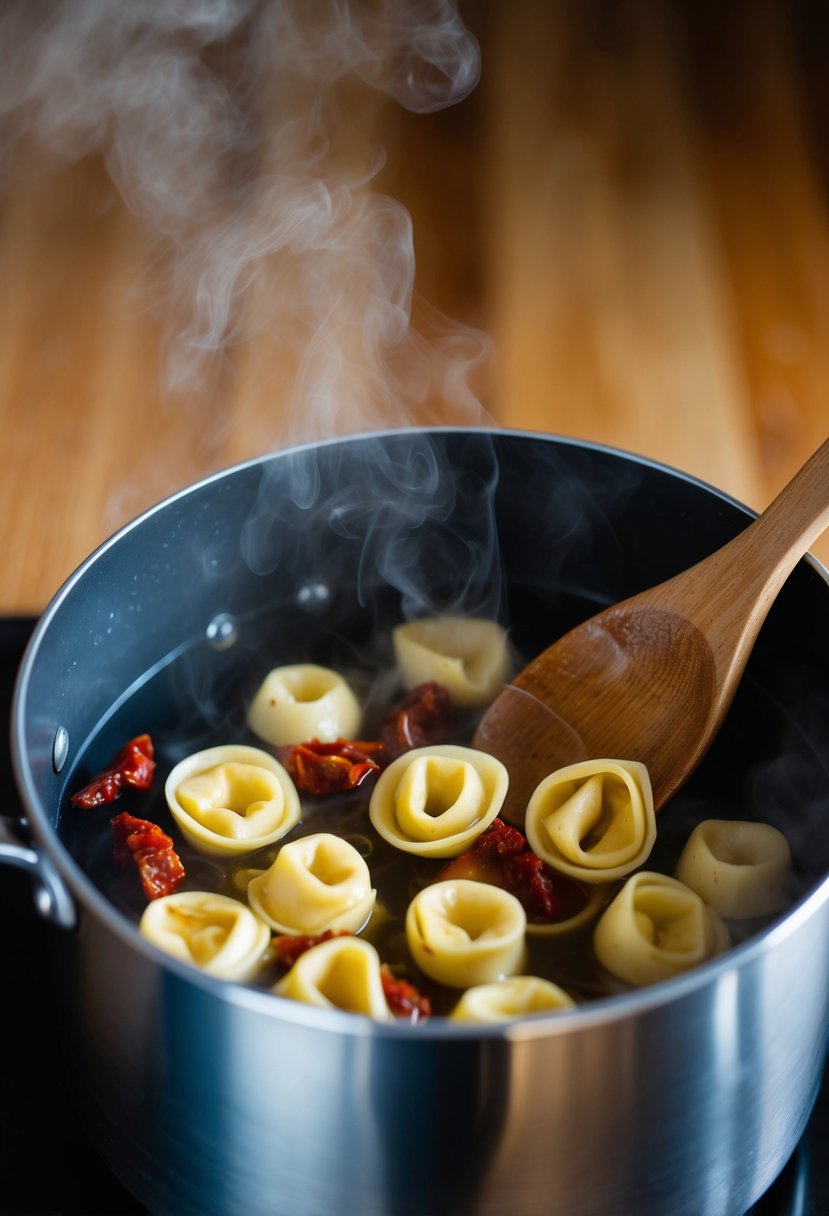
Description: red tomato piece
71,734,156,808
438,818,561,923
272,929,352,968
501,850,560,920
473,817,527,860
111,811,185,901
380,966,431,1023
380,682,454,757
280,739,386,794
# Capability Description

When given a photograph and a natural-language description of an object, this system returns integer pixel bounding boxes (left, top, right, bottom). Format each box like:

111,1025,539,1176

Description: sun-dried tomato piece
380,682,454,758
133,847,186,904
501,850,560,920
280,739,386,794
272,929,352,969
278,685,454,790
438,818,561,923
71,734,156,808
380,965,431,1023
473,817,527,860
111,811,185,901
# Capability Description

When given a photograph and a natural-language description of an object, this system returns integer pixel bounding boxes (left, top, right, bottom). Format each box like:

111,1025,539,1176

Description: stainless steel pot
5,428,829,1216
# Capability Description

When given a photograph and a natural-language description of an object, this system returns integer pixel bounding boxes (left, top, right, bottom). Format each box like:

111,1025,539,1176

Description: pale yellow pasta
392,616,509,708
247,832,376,934
247,663,361,746
369,745,508,858
525,758,656,883
275,936,392,1020
450,976,576,1022
405,879,526,987
593,871,730,987
140,891,271,981
166,744,300,857
675,819,792,919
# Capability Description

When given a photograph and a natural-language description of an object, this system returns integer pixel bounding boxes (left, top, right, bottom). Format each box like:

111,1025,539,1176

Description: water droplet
206,612,239,650
296,581,331,612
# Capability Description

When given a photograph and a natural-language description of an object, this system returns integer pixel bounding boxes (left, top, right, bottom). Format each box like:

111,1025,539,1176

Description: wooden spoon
473,438,829,822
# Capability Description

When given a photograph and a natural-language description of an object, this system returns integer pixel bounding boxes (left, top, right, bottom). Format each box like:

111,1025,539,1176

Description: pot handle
0,817,76,929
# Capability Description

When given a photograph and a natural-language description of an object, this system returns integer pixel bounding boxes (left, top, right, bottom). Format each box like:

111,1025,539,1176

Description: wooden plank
678,0,829,499
480,0,763,502
1,0,829,612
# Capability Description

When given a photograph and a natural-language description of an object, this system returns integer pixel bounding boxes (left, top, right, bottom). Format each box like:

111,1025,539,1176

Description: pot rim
12,425,829,1041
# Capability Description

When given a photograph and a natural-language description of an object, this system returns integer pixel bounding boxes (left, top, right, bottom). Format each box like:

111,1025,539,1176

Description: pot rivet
52,726,69,774
206,612,239,650
296,581,331,612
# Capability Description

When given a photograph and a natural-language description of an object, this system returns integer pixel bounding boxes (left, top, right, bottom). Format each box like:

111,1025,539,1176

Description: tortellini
166,745,300,856
247,832,376,935
406,879,526,987
675,819,792,919
450,976,576,1023
140,891,271,981
392,616,509,708
247,663,361,746
369,745,508,857
593,871,730,988
525,759,656,883
275,936,392,1020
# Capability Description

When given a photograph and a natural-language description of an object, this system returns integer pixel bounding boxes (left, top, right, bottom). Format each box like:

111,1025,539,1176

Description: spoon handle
714,435,829,599
654,437,829,688
740,435,829,582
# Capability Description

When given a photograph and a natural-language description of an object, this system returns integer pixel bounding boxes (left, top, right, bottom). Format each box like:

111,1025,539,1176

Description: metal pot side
55,885,829,1216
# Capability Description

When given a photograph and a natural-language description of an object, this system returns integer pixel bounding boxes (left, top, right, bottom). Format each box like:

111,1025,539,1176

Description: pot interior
18,429,829,1012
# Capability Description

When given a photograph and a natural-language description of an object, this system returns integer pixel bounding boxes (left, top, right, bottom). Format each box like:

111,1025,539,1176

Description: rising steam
0,0,489,439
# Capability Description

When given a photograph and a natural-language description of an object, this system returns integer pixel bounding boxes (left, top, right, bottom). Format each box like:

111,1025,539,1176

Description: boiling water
57,584,829,1015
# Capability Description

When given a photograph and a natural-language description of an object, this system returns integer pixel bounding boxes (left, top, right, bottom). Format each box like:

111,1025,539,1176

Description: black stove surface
1,617,826,1216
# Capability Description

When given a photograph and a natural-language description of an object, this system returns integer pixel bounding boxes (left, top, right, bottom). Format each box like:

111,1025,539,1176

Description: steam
241,430,503,623
0,0,488,440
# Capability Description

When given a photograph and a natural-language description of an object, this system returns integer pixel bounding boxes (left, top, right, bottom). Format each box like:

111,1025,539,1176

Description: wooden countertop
1,0,828,614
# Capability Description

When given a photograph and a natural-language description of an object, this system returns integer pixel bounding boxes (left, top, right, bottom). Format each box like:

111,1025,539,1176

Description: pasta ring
525,758,656,883
675,819,791,919
166,744,300,857
369,745,508,857
392,616,509,708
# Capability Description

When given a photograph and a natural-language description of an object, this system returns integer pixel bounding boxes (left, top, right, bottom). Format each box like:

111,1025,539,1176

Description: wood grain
1,0,828,613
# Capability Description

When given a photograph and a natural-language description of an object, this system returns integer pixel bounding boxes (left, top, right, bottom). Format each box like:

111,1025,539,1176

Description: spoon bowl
474,439,829,822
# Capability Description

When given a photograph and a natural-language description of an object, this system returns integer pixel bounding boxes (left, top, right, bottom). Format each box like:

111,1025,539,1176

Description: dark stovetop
1,617,826,1216
0,618,144,1216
